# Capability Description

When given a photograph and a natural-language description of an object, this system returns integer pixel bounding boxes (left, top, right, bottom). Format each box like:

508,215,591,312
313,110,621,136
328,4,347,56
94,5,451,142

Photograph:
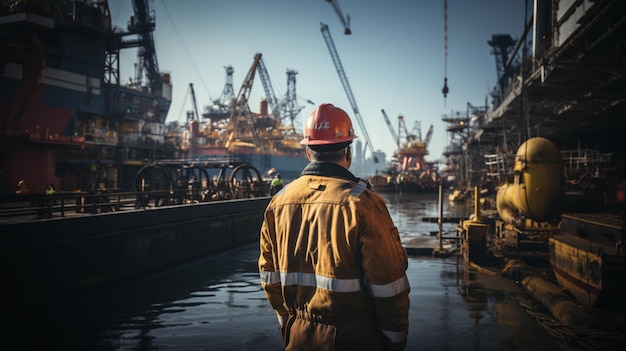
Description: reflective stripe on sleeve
276,311,284,328
280,271,362,293
260,270,281,284
368,275,410,298
382,329,407,343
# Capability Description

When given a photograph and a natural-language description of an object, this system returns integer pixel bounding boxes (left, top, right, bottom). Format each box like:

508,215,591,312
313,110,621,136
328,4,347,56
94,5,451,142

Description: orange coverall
259,162,410,350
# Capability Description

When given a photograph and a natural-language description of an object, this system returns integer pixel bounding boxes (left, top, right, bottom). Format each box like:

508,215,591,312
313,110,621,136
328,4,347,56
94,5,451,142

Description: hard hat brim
300,135,357,145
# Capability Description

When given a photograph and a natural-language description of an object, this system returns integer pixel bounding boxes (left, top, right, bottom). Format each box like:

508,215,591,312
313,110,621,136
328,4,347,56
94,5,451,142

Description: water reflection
386,192,472,248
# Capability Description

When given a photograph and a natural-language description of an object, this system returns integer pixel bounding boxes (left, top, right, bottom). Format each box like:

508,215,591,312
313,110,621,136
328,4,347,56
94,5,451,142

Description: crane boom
227,53,262,148
381,109,399,150
325,0,351,35
424,124,434,148
256,55,280,120
189,83,199,122
320,23,378,162
398,116,409,145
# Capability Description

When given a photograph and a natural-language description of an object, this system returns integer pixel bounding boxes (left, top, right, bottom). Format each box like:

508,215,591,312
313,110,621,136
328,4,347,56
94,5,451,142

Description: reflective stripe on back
277,271,361,293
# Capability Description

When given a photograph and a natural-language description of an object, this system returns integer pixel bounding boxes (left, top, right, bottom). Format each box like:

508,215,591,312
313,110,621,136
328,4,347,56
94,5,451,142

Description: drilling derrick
281,69,305,130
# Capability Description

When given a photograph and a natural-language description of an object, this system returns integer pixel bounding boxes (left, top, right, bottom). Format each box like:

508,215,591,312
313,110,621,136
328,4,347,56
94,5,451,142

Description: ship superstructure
0,0,173,194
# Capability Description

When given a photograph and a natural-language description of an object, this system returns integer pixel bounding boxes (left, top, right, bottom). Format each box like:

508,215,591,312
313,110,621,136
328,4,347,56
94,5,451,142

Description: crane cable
442,0,449,107
160,0,214,101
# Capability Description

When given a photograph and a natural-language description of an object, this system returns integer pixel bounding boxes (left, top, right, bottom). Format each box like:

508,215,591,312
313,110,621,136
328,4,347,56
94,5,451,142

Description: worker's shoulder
347,179,374,198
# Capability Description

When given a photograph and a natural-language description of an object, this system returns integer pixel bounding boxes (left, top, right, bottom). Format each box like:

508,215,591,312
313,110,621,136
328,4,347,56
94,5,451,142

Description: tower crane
325,0,351,35
320,23,378,162
381,109,399,150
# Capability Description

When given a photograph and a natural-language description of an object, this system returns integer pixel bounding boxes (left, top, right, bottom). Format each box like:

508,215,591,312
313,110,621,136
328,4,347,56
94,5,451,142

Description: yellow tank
496,137,563,225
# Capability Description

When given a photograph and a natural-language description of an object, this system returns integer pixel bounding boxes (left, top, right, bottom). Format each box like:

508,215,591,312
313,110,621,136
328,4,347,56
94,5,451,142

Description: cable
159,0,214,101
442,0,449,107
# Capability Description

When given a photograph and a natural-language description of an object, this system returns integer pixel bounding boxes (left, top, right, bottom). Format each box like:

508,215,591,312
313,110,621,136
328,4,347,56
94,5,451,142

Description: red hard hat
300,103,358,145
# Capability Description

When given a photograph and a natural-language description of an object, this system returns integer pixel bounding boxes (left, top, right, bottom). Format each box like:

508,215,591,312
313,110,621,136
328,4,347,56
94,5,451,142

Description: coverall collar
301,162,358,183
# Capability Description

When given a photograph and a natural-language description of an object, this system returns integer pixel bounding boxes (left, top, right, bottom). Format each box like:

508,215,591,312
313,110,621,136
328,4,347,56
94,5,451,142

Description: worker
45,183,56,196
269,173,284,195
16,179,29,194
44,183,56,218
258,103,410,350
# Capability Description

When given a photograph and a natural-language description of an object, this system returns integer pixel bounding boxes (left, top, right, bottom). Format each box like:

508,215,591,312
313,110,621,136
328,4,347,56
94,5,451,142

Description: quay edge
1,197,270,306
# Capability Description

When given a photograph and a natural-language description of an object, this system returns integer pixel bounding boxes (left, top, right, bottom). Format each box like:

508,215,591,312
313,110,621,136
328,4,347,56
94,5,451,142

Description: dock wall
1,198,270,305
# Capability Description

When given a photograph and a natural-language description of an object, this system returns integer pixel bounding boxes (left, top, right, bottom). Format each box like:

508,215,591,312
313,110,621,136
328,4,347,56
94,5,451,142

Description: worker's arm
258,211,289,334
359,195,410,351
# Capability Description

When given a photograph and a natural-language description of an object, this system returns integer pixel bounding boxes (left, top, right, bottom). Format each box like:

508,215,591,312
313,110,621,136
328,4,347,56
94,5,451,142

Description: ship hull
549,213,626,309
1,2,173,194
369,172,440,193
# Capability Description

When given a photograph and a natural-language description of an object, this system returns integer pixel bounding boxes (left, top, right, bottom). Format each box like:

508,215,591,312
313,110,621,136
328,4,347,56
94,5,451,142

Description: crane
411,120,423,143
424,124,434,149
381,109,399,150
107,0,169,123
129,0,161,102
256,55,281,121
226,53,262,148
442,0,449,106
325,0,351,35
320,23,378,162
217,65,236,109
187,83,200,124
398,116,410,146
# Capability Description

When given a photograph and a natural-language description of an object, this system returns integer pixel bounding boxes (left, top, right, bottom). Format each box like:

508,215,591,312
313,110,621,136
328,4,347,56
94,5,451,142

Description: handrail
0,185,271,223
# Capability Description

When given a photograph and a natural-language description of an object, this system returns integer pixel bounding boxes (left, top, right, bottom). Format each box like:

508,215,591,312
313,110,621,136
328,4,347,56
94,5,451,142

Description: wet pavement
9,193,568,350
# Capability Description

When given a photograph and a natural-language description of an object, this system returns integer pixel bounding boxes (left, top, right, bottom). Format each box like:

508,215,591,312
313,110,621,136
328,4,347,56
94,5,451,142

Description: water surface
15,193,563,350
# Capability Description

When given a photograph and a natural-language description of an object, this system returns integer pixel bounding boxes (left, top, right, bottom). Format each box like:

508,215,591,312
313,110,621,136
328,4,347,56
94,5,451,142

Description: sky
108,0,529,163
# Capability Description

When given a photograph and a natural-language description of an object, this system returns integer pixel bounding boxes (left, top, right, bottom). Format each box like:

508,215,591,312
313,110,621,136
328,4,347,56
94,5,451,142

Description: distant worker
16,179,29,194
270,173,284,195
45,183,56,196
44,183,56,218
259,103,410,350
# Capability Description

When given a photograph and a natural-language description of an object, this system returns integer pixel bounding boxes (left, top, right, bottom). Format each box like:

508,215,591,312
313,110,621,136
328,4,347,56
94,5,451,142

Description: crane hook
442,78,449,98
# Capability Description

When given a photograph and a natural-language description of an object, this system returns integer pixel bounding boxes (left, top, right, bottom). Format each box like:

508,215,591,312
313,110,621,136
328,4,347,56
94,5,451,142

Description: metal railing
0,182,273,223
